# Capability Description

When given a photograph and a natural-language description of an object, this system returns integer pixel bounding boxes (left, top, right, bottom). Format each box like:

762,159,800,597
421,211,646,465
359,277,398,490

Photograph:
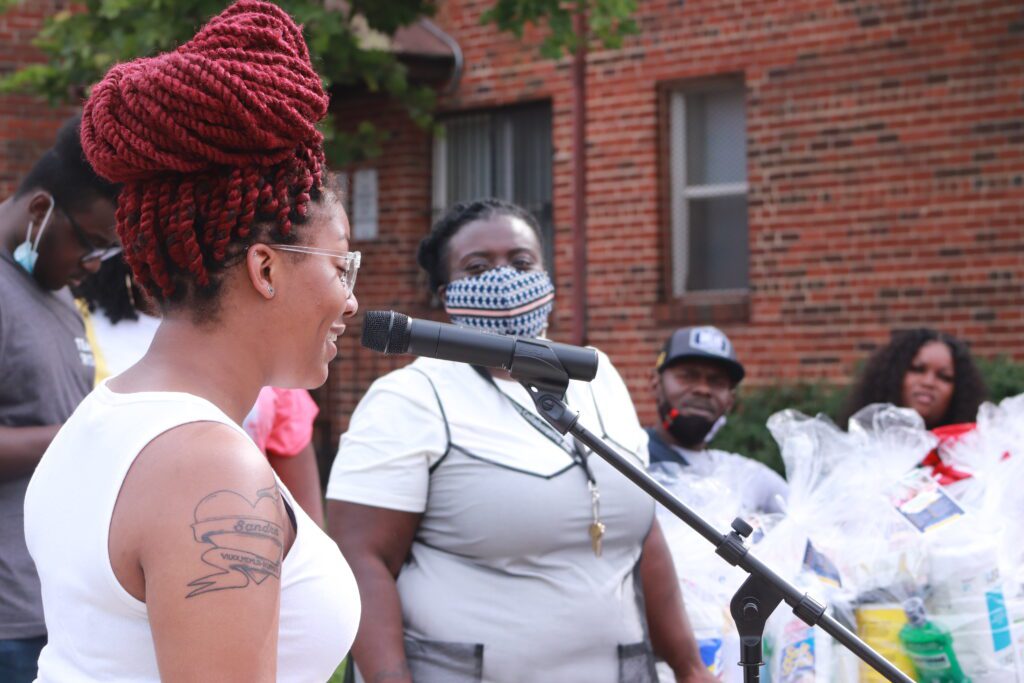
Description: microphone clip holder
509,353,913,683
509,338,574,399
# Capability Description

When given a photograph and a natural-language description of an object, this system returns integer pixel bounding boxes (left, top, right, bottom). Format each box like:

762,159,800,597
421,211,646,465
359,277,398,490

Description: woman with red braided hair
23,2,361,681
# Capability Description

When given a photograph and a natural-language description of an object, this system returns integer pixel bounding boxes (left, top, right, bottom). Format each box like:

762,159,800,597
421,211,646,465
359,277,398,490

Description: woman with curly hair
23,2,361,681
843,328,987,429
842,328,989,484
73,256,327,526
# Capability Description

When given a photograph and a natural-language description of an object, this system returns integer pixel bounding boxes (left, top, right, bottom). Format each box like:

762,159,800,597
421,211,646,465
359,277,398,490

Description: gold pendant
589,521,606,557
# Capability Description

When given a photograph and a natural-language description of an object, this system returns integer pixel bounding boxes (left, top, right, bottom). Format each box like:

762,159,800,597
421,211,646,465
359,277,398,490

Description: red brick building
327,0,1024,445
0,1,76,195
4,1,1023,454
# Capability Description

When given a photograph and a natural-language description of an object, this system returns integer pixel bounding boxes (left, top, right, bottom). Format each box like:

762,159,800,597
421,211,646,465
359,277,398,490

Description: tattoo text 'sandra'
187,485,284,598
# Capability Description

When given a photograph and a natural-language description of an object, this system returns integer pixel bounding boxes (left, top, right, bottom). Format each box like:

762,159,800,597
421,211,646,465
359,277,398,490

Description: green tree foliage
482,0,638,59
0,0,438,163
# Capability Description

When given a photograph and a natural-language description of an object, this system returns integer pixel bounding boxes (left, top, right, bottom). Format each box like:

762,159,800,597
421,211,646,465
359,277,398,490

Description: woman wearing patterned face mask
327,199,714,683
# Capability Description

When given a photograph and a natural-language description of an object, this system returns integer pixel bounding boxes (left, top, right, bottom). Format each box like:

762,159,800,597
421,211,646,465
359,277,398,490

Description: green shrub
712,356,1024,477
976,355,1024,403
710,383,847,476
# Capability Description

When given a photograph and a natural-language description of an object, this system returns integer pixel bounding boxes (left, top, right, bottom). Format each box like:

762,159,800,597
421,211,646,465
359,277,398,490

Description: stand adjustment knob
731,517,754,538
742,602,759,620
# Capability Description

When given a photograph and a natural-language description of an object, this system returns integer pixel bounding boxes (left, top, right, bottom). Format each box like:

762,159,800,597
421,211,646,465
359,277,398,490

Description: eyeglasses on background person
63,205,121,266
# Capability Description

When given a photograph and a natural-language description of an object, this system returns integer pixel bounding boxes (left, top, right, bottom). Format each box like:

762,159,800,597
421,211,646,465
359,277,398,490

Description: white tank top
24,383,360,682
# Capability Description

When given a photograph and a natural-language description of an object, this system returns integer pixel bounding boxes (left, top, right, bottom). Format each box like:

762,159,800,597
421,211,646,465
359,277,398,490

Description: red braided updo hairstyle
81,0,329,305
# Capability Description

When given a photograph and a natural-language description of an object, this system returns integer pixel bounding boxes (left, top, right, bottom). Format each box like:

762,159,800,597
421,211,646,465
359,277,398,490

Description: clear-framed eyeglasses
269,244,361,295
64,207,122,266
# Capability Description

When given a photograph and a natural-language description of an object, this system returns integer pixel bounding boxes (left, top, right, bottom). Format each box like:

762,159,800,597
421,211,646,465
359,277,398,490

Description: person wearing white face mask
327,199,714,683
0,113,119,682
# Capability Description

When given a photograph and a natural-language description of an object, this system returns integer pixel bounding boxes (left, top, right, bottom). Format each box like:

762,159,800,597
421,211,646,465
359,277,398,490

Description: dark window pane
686,195,749,291
445,114,492,203
685,89,746,186
437,105,554,270
508,106,553,269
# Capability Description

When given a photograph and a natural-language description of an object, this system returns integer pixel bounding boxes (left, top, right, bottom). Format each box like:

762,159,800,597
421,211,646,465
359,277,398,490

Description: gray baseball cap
656,326,745,384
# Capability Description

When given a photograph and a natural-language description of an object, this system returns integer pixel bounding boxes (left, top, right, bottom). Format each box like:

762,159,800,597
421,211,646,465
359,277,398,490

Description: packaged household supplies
925,531,1016,683
660,396,1024,682
1009,588,1024,680
940,394,1023,586
855,604,915,681
650,467,747,682
760,410,858,587
854,588,920,683
758,411,865,682
833,405,936,597
928,394,1023,681
766,406,934,602
887,468,965,537
971,393,1024,465
764,405,936,682
845,468,957,682
763,575,858,683
767,607,832,683
898,596,969,682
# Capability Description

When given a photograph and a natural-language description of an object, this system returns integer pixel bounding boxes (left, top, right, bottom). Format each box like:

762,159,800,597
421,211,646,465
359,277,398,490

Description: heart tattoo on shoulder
187,485,286,598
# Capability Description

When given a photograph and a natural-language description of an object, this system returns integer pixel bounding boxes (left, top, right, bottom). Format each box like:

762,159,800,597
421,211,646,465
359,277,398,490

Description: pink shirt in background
242,387,320,457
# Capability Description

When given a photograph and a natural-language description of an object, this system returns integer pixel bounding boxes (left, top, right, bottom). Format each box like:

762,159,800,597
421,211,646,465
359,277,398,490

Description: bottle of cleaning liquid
898,597,970,682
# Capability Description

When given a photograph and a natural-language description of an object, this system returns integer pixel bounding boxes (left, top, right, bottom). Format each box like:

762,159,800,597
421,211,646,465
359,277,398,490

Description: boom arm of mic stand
515,376,913,683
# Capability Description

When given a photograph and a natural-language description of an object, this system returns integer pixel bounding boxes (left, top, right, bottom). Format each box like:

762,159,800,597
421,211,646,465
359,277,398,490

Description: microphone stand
507,342,914,683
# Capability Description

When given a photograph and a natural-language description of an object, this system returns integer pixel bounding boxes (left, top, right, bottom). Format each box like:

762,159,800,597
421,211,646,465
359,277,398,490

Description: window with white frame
432,104,553,268
669,83,749,295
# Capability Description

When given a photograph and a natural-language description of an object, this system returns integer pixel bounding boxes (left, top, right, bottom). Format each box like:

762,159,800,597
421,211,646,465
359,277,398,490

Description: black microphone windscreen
361,311,411,354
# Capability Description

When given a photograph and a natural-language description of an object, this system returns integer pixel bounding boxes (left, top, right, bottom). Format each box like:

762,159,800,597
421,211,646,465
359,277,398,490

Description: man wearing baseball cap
647,326,787,514
646,328,787,682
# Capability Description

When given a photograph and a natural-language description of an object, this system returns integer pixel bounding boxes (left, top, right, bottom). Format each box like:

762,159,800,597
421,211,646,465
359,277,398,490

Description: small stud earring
267,285,275,297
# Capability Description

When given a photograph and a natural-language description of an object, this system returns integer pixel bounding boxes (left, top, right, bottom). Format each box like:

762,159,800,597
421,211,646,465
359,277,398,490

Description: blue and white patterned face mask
444,266,555,338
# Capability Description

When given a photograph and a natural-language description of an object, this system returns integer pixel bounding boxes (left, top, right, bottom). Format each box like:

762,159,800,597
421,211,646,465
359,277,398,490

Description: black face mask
658,400,716,449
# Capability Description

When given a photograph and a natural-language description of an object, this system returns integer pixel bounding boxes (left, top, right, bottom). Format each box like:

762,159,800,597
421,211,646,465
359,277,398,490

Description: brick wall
2,1,1021,454
0,0,76,197
328,0,1024,440
311,92,437,449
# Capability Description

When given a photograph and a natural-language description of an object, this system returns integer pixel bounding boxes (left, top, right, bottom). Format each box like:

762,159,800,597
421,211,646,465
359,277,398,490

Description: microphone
361,311,599,382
